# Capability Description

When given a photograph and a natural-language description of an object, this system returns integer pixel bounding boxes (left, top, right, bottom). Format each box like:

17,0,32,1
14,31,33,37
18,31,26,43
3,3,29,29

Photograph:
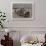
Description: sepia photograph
11,3,35,20
12,4,32,18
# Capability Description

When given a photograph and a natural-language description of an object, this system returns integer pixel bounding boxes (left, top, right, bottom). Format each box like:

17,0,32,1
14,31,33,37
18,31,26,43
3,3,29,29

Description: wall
6,0,46,28
0,0,46,31
0,0,46,46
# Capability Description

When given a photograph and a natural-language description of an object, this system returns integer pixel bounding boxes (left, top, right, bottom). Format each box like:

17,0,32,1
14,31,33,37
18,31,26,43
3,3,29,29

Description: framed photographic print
11,2,35,21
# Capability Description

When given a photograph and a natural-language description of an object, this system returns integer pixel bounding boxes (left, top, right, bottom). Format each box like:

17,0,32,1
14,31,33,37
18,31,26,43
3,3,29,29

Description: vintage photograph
12,3,33,18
